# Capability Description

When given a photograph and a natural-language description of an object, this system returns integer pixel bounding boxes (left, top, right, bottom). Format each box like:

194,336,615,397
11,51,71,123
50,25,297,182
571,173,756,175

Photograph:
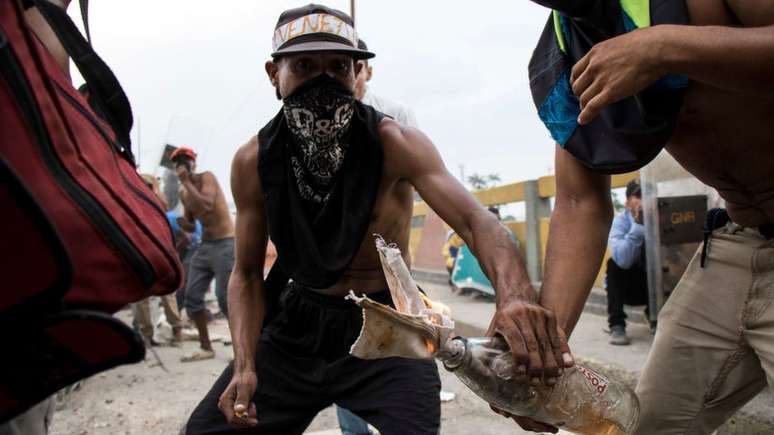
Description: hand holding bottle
439,336,640,435
487,287,574,386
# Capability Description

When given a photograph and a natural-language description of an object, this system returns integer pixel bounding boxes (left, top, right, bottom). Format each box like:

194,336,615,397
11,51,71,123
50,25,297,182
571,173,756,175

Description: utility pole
350,0,355,25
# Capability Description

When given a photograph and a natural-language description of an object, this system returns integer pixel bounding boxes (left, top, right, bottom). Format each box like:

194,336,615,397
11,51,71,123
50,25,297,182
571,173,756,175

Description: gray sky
69,1,556,203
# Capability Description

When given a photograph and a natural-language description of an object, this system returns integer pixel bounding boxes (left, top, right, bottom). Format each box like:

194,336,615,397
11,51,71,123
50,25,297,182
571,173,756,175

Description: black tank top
258,101,385,291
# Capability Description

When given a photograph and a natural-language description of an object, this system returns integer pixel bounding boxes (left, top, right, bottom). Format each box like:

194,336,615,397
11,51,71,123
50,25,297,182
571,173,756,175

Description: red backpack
0,0,182,421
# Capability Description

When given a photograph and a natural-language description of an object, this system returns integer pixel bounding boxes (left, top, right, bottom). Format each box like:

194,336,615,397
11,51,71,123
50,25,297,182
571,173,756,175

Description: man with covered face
184,4,569,434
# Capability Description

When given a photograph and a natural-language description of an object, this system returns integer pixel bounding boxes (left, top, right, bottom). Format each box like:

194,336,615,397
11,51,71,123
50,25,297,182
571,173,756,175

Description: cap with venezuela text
271,4,374,59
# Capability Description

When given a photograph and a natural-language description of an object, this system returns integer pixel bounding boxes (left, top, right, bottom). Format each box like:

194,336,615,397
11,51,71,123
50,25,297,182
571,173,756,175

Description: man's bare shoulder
377,116,402,137
377,117,433,156
200,171,217,180
378,118,415,177
725,0,774,26
233,135,259,172
231,135,262,201
689,0,774,25
377,118,444,181
196,171,223,191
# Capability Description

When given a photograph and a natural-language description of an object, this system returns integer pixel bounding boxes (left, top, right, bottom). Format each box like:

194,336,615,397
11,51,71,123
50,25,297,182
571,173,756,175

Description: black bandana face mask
282,74,355,205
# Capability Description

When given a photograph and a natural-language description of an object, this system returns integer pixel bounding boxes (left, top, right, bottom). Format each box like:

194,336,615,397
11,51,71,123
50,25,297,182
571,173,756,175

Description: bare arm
382,121,570,385
178,171,217,215
216,137,267,429
571,22,774,123
656,24,774,93
228,139,267,379
540,146,613,335
395,129,532,302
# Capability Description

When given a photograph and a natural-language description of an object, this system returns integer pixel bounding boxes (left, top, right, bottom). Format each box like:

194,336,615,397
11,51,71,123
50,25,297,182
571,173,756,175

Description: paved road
49,306,565,435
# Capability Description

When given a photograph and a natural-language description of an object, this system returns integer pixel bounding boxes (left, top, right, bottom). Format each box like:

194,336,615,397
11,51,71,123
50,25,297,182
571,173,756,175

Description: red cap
170,146,197,161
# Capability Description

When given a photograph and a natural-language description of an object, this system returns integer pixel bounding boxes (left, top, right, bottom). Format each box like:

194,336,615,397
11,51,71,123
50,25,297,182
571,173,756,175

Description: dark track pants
184,283,441,435
605,258,648,329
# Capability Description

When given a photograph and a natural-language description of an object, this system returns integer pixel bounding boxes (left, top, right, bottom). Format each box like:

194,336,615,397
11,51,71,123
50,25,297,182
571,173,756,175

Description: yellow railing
412,181,526,218
411,172,639,287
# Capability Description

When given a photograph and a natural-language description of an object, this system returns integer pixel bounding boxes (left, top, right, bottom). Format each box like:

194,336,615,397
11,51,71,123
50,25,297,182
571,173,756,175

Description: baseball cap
625,179,642,198
170,146,197,161
271,4,374,59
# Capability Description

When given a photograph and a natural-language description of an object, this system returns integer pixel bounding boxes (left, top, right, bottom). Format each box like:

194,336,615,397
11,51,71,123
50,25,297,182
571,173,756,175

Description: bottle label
577,366,609,395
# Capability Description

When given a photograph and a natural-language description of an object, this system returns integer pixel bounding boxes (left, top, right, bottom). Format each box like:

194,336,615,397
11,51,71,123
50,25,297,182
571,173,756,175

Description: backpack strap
27,0,134,162
78,0,90,43
0,310,145,422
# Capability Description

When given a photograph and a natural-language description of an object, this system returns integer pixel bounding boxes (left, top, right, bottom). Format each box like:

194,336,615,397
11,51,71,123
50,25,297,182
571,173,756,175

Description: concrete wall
412,209,450,271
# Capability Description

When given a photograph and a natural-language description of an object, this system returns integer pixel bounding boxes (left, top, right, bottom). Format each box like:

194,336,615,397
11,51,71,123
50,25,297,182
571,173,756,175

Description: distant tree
467,172,501,191
467,174,487,190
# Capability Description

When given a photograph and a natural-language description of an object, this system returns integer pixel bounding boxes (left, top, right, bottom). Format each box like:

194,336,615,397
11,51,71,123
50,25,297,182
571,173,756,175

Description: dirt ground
48,306,557,435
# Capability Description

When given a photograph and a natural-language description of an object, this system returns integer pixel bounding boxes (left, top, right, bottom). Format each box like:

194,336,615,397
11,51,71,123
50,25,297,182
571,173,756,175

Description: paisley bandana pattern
283,74,355,205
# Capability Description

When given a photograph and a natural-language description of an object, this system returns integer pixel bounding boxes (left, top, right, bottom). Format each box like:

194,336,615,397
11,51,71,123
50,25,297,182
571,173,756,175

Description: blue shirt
166,211,202,251
608,209,645,269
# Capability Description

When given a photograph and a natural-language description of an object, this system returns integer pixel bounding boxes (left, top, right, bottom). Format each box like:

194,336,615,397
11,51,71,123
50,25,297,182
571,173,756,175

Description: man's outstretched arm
217,137,267,429
540,146,612,335
382,121,571,386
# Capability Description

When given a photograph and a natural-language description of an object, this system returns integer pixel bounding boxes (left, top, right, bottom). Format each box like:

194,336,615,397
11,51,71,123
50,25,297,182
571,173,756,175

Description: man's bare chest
688,0,774,27
669,85,773,173
179,178,202,204
667,85,774,222
346,182,413,260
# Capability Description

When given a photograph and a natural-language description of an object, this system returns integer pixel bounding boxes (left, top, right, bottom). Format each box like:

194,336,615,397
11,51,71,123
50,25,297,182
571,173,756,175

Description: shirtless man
184,5,568,434
510,1,774,433
172,146,235,362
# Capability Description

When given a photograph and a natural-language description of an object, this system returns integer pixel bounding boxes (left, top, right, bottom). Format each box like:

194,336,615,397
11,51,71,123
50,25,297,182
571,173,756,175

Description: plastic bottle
438,336,639,435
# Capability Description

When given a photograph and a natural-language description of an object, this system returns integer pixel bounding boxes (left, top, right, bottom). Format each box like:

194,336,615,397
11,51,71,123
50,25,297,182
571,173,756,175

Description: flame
419,294,453,331
425,338,437,354
421,294,450,313
420,297,438,354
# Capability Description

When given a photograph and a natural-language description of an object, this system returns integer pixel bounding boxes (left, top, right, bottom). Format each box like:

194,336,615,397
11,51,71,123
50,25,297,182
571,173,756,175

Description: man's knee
349,359,441,432
184,274,211,314
633,391,701,435
185,293,206,314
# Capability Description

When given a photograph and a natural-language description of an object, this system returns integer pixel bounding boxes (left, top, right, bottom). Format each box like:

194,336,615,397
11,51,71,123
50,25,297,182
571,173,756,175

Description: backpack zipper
0,28,156,288
53,81,180,285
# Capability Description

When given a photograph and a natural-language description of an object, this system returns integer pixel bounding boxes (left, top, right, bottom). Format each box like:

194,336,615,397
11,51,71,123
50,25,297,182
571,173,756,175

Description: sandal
180,349,215,363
